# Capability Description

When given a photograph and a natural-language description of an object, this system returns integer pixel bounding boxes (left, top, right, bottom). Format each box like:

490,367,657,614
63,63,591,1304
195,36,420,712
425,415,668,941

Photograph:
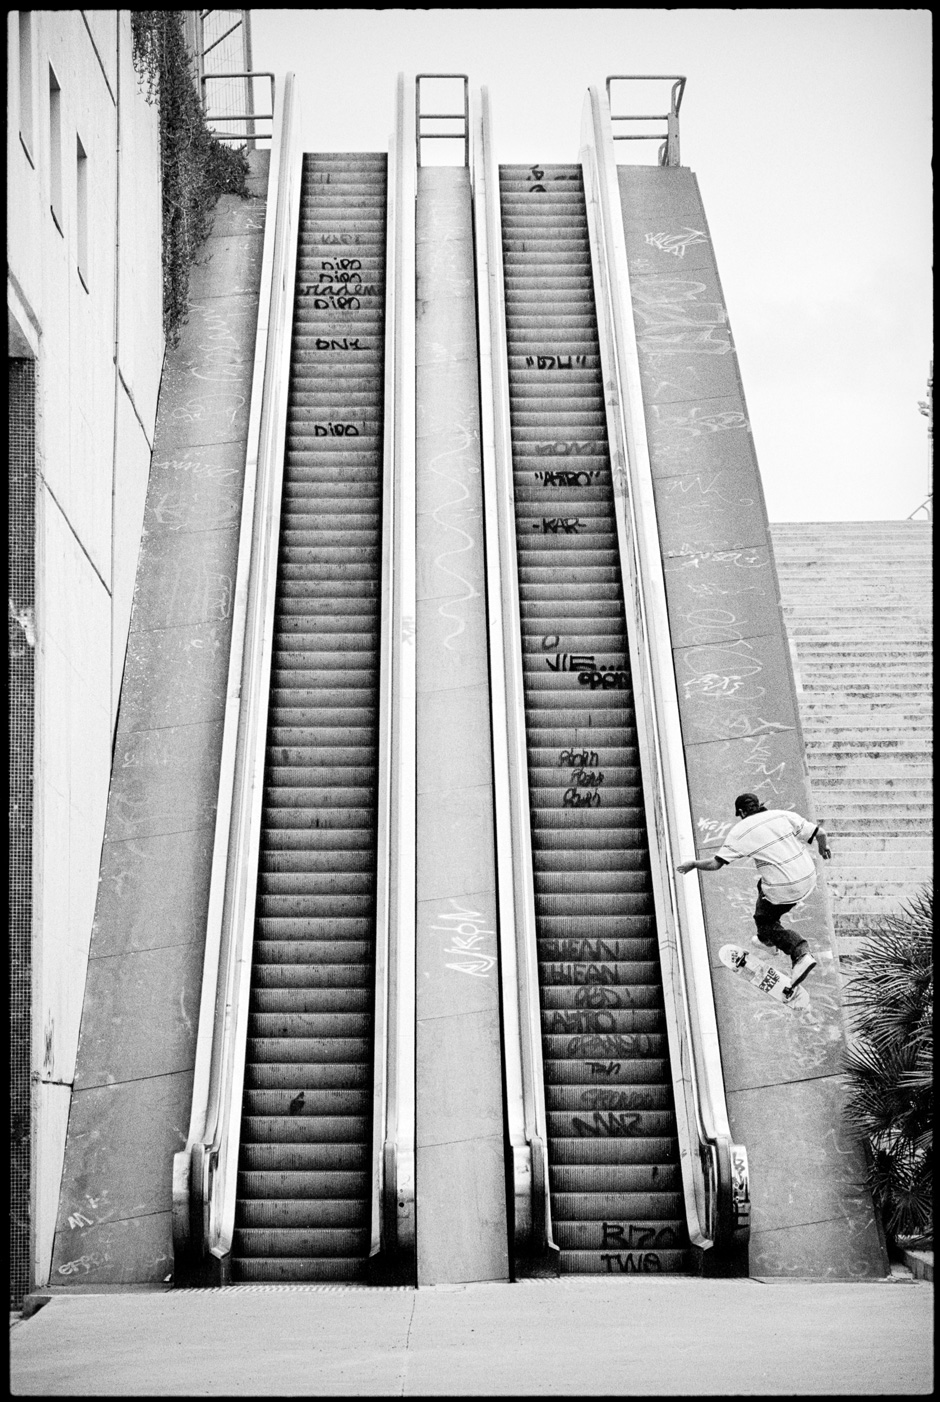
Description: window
49,65,62,233
76,134,88,289
18,11,34,160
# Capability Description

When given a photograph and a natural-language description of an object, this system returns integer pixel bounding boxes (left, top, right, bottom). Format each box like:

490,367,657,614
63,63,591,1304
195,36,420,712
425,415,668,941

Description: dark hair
734,793,764,817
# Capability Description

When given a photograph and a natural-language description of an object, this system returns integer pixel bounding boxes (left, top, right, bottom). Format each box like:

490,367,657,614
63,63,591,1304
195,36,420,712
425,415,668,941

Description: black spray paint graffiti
525,166,579,186
549,1010,616,1033
545,653,595,673
532,441,602,456
565,1033,658,1058
555,716,606,805
303,281,378,296
580,1087,638,1109
574,985,624,1009
542,939,614,961
532,517,587,534
311,295,361,310
544,963,616,986
313,423,359,437
534,469,600,487
563,788,601,808
578,668,630,691
569,768,603,787
601,1253,664,1273
587,1061,622,1077
563,767,604,806
603,1223,680,1249
571,1110,644,1137
559,749,599,767
301,255,379,305
315,338,365,350
525,355,588,369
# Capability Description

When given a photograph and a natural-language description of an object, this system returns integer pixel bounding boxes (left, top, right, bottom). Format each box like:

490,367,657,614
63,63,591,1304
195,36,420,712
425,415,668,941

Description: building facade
8,9,164,1302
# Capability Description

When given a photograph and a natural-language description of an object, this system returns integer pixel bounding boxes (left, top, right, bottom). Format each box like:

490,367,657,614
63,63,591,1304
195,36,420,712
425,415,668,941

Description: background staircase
769,520,932,965
232,153,387,1281
500,163,689,1274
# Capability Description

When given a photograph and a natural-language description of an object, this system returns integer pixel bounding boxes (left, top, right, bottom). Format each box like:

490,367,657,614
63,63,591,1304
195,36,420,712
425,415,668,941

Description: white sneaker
789,953,817,988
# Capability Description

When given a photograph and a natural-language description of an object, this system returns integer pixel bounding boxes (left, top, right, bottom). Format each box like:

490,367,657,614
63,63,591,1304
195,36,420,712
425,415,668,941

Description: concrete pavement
10,1274,933,1396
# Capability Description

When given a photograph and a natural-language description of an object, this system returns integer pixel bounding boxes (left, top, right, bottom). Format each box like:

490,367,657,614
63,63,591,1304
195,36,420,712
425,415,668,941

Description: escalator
231,153,388,1282
499,163,690,1274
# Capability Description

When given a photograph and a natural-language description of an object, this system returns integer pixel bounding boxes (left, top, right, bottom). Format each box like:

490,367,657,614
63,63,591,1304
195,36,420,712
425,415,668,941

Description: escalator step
548,1136,680,1165
551,1192,683,1220
549,1163,681,1192
545,1084,672,1111
232,1228,369,1257
231,1257,369,1283
239,1142,369,1170
244,1040,371,1067
236,1172,369,1201
243,1063,370,1091
250,989,373,1015
236,1199,369,1228
554,1246,689,1273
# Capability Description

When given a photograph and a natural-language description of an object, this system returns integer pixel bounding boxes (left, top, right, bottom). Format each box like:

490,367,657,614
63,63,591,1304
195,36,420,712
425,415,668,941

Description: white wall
7,9,164,1288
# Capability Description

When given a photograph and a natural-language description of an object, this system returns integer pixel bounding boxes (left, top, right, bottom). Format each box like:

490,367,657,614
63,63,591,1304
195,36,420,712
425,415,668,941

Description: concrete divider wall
615,165,887,1277
47,154,270,1286
414,166,510,1285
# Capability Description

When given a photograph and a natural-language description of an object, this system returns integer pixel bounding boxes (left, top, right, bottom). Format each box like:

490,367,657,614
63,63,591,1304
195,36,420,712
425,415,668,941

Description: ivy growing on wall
131,11,249,344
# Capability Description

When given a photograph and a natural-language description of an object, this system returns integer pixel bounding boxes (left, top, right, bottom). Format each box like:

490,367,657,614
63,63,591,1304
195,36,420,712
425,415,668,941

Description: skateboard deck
718,944,810,1010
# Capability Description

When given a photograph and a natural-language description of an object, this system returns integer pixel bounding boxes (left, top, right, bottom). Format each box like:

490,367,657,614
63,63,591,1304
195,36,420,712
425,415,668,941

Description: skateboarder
676,793,831,989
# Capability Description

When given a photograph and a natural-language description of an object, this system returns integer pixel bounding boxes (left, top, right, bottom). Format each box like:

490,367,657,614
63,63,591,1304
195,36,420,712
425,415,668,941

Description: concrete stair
768,521,932,963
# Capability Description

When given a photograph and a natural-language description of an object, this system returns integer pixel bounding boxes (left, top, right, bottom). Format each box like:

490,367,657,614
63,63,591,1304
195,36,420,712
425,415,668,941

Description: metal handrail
171,72,302,1281
372,71,418,1280
470,86,559,1276
581,83,749,1269
415,73,469,167
201,71,276,142
606,74,686,167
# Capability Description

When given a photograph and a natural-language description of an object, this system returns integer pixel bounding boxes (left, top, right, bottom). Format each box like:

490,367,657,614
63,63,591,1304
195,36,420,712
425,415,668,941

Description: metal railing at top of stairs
171,69,302,1283
372,71,418,1279
416,73,469,167
201,71,276,143
606,74,686,168
470,85,559,1277
581,83,750,1272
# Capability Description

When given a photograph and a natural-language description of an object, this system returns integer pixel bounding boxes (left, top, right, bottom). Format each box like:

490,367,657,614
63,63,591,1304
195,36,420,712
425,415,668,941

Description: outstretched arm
676,856,725,876
814,826,832,860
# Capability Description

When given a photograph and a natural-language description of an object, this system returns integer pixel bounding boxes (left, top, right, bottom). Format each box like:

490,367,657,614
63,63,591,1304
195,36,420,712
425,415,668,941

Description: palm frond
840,884,933,1245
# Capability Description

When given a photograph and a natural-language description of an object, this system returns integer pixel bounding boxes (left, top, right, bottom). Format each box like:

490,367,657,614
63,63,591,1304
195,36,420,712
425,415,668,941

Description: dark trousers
753,881,810,961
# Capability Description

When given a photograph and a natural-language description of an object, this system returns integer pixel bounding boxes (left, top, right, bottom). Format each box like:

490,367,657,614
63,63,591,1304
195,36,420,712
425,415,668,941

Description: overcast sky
250,8,932,523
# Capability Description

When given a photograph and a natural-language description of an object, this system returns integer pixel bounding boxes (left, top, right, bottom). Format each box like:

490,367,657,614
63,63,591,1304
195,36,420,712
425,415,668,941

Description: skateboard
718,944,810,1010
